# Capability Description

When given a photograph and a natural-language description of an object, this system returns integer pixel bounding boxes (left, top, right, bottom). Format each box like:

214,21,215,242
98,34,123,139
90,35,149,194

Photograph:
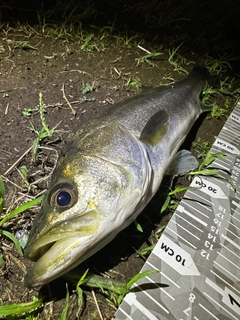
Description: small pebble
15,230,29,249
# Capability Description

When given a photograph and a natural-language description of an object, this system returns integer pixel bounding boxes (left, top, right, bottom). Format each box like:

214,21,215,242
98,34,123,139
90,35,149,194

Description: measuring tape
113,103,240,320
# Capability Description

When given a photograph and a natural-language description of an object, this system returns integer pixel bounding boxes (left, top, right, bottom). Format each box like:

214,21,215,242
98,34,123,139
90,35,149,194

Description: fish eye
49,183,77,211
56,190,72,207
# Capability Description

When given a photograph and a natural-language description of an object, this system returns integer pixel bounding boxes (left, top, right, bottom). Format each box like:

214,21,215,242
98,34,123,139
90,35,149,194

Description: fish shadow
181,112,208,150
130,282,169,293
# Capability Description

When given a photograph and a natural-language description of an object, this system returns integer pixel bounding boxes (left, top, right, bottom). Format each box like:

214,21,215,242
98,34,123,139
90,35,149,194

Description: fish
24,66,212,288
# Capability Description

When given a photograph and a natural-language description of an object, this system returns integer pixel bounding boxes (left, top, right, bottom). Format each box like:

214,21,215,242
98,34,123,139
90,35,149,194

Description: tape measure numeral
183,307,192,316
214,138,240,154
230,113,240,124
213,217,222,228
179,294,197,319
201,249,210,260
210,225,219,234
222,287,240,314
189,293,196,303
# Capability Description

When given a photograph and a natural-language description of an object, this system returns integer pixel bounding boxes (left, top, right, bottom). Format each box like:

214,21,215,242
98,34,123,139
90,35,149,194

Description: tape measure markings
230,112,240,124
203,290,239,320
169,218,201,239
210,150,235,169
178,204,209,226
198,303,220,320
214,258,239,282
114,104,240,320
223,126,240,138
222,127,240,138
174,212,204,232
228,221,240,234
226,228,240,241
214,138,240,155
185,189,214,206
210,270,240,295
217,251,239,270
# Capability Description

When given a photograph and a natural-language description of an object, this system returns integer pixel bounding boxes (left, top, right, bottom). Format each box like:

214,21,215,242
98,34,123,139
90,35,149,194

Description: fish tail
190,65,210,78
190,65,219,88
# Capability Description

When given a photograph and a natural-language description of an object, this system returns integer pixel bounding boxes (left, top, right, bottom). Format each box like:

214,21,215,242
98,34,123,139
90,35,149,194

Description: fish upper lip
24,234,65,262
28,242,55,262
24,234,90,288
24,209,102,261
23,210,106,288
24,230,93,262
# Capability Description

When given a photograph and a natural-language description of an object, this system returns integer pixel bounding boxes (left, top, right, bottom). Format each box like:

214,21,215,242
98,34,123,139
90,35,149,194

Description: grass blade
1,230,23,256
127,269,159,290
60,286,69,320
0,297,42,316
0,196,43,227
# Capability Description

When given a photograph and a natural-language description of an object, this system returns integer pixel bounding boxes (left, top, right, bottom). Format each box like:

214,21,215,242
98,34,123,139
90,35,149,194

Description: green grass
0,176,43,257
0,176,44,318
168,43,190,74
81,82,96,94
14,41,38,50
0,297,42,318
94,269,159,308
192,138,211,159
22,108,32,117
63,267,159,309
204,53,234,74
123,34,139,48
60,287,70,320
0,266,158,319
208,102,230,119
161,151,231,215
124,77,142,89
29,93,54,163
136,50,164,67
19,165,30,190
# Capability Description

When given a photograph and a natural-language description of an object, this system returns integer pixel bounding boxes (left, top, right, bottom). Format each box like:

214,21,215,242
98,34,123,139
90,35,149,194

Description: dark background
1,0,240,67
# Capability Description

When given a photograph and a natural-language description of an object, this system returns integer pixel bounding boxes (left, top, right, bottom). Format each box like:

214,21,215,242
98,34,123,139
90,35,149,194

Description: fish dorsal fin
140,110,169,146
167,149,199,176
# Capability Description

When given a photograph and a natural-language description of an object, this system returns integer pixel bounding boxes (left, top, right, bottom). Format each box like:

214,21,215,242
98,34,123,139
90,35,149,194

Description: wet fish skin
24,67,211,288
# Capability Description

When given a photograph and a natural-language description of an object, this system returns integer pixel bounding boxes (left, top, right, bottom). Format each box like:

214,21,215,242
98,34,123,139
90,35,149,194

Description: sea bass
24,67,212,288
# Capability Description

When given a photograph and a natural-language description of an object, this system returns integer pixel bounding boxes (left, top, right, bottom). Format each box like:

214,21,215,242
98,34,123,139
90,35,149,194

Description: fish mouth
24,230,94,262
30,242,54,262
24,235,92,289
24,211,103,289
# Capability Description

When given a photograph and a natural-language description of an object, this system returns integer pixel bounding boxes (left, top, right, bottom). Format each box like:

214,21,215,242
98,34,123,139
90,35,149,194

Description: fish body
24,67,211,288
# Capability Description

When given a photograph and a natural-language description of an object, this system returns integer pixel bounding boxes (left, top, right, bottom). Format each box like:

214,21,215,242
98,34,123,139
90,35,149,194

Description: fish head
24,161,123,288
24,124,152,288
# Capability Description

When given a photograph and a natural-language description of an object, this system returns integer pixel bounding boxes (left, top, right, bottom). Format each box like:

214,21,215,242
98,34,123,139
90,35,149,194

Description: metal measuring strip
113,102,240,320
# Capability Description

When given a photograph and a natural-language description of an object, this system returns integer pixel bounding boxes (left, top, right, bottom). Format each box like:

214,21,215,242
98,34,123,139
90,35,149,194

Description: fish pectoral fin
167,149,199,177
140,110,169,146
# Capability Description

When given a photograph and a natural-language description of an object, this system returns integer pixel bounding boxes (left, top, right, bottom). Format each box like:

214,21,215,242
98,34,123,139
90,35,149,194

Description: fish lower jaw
24,235,94,288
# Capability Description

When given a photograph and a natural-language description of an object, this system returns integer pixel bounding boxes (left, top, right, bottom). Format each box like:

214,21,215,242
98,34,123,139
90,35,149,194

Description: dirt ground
0,1,240,319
